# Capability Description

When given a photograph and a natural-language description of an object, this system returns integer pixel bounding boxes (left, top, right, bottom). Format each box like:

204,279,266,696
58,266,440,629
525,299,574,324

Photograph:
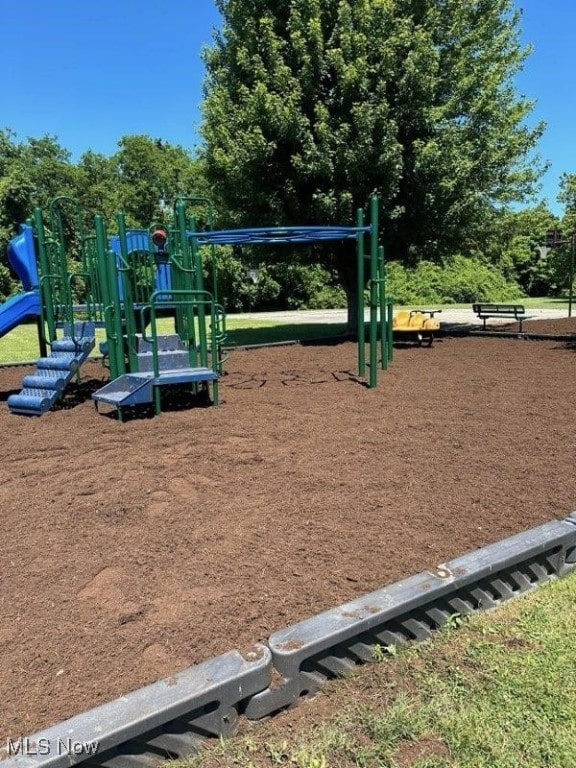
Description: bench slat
472,303,525,316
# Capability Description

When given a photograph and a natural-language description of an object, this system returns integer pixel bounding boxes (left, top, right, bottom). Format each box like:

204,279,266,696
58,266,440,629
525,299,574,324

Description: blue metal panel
91,374,154,407
189,225,371,246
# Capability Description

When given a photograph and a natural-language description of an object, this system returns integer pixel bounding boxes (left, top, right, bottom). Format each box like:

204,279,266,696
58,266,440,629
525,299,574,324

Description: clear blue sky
1,0,573,215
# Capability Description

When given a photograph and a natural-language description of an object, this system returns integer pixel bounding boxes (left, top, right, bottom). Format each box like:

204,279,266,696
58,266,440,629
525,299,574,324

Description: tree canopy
0,130,203,299
201,0,547,326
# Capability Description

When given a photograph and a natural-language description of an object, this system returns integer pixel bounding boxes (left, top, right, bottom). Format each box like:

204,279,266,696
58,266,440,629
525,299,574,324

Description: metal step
147,367,218,385
6,388,60,415
21,371,68,391
136,334,185,354
36,353,80,371
92,367,218,410
92,375,154,407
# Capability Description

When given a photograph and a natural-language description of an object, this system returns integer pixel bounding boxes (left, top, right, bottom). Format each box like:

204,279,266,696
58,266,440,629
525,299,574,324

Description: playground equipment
2,196,225,417
2,194,393,417
392,309,442,346
175,194,393,388
0,225,42,341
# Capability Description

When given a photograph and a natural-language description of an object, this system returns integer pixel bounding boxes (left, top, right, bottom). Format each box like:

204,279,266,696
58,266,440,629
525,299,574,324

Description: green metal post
174,201,187,335
33,207,56,345
569,233,574,318
369,195,379,388
95,215,125,380
107,245,126,378
378,245,387,370
190,217,208,368
94,215,115,378
387,298,394,363
149,305,162,416
116,212,139,371
49,198,76,325
175,202,198,367
356,208,365,377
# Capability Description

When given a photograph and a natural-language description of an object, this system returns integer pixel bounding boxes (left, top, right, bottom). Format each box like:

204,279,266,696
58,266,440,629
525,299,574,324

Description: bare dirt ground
0,318,575,740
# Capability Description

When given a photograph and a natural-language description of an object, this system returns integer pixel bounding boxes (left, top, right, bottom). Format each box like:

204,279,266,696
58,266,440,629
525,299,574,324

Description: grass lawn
0,318,348,364
0,296,570,364
181,571,576,768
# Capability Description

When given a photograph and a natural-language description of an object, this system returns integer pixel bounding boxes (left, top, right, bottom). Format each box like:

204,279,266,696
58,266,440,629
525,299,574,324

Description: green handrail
356,207,366,376
140,288,220,414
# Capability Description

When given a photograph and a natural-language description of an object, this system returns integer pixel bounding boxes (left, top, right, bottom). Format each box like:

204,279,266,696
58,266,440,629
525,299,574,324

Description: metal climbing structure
6,196,226,417
90,197,226,418
7,198,101,415
4,193,392,417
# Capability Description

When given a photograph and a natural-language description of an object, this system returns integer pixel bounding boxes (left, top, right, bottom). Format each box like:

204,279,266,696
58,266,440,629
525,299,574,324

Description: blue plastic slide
0,291,41,338
0,224,41,339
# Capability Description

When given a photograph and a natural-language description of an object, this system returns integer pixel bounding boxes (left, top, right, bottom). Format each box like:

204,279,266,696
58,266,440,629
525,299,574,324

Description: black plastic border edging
245,512,576,719
2,513,576,768
1,648,272,768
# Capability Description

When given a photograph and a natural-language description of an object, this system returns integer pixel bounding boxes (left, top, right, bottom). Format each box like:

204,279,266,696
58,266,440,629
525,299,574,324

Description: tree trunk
333,245,362,337
343,280,359,337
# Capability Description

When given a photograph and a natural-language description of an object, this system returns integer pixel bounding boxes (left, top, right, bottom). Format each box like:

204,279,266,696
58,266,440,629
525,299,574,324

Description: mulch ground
0,317,575,740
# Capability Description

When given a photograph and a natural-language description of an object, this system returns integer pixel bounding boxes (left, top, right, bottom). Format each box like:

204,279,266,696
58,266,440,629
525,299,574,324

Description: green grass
0,318,347,364
178,572,576,768
223,319,347,347
0,295,568,364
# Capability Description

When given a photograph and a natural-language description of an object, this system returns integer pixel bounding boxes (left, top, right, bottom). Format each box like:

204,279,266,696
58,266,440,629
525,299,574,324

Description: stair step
52,337,94,353
92,374,154,407
7,388,60,415
63,320,96,338
92,367,219,410
22,372,68,391
137,366,218,385
8,327,96,416
137,333,184,353
36,354,80,371
137,350,191,372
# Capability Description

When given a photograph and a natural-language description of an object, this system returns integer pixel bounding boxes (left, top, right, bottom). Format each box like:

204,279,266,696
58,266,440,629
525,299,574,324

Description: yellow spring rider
392,309,442,346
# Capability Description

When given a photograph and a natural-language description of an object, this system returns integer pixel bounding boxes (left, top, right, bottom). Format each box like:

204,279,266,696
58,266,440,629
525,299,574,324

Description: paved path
231,306,569,329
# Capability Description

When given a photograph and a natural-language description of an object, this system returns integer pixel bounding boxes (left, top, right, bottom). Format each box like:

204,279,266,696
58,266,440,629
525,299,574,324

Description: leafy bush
205,246,345,312
204,245,281,312
0,262,17,301
267,262,346,310
386,256,523,305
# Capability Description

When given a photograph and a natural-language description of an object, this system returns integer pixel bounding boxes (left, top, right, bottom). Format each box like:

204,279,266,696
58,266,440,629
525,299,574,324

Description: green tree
202,0,545,329
387,0,545,264
554,173,576,298
109,135,204,227
493,205,560,295
0,129,78,298
75,150,120,223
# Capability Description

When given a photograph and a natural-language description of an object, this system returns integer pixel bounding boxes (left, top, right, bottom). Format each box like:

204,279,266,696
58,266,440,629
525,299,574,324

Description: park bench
472,303,528,332
392,309,441,346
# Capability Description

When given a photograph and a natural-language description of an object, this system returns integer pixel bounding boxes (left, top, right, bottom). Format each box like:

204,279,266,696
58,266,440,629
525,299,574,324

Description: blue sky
1,0,573,215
